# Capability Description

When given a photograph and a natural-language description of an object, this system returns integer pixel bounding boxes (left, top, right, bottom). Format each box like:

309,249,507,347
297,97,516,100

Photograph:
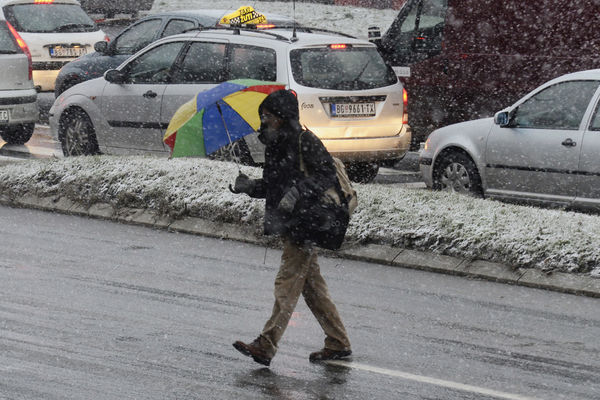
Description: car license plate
50,46,87,58
331,103,376,117
0,109,9,123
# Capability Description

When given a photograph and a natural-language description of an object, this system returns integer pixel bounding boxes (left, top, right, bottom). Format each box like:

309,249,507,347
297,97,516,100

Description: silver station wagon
419,69,600,211
50,25,410,183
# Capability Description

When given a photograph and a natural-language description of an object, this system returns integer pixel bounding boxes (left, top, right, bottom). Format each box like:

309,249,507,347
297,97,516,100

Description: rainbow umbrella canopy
164,79,286,158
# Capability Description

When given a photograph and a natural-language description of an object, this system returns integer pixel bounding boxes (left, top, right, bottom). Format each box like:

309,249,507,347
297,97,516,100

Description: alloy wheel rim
64,115,90,156
440,162,471,193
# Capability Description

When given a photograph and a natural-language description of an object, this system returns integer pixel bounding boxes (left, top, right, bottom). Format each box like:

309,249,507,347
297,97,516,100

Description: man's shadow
233,362,351,399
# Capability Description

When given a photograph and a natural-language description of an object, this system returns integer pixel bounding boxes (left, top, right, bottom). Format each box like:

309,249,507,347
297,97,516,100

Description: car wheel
433,151,483,196
0,123,34,145
346,162,379,183
59,108,99,156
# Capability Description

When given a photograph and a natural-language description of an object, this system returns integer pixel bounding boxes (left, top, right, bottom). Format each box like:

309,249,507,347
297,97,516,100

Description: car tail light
290,89,297,97
402,88,408,125
104,35,110,42
34,0,55,3
7,22,32,81
329,44,348,50
256,24,276,29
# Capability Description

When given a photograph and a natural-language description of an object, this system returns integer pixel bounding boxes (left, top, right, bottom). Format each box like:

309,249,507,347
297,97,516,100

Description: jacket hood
258,89,299,122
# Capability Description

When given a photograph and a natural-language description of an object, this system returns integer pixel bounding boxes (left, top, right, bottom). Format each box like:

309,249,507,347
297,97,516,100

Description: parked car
54,9,297,96
79,0,154,18
0,0,107,92
50,25,409,182
370,0,600,149
0,18,38,145
419,69,600,211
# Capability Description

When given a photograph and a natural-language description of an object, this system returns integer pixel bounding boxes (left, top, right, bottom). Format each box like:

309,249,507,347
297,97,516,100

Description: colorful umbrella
163,79,286,158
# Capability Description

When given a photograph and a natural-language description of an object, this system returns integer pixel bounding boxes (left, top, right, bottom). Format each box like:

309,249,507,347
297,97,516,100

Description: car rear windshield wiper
55,23,95,32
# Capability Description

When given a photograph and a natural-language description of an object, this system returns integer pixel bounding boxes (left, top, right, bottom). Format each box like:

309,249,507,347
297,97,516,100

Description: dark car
54,9,296,97
79,0,154,18
371,0,600,148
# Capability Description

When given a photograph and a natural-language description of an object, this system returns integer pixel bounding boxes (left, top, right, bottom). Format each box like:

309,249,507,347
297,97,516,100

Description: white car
0,0,107,91
50,25,410,182
0,18,37,144
419,69,600,211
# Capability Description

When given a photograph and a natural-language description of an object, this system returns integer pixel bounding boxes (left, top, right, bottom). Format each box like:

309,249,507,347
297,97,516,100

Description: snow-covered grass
1,155,599,277
149,0,398,39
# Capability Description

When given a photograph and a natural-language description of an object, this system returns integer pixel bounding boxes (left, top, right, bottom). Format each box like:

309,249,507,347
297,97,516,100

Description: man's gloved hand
278,186,300,213
231,173,255,194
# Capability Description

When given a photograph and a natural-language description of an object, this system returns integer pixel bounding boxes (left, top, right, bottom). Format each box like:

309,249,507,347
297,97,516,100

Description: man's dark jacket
248,126,338,236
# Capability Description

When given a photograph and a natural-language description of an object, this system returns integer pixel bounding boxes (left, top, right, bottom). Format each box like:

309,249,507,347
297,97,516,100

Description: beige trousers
258,239,351,358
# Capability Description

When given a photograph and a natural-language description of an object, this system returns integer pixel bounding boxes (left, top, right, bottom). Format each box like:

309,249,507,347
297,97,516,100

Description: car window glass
587,94,600,131
514,81,599,130
290,47,397,90
125,41,185,84
387,0,447,63
0,23,18,53
114,19,163,55
173,41,226,84
161,19,196,38
3,4,96,33
229,45,276,81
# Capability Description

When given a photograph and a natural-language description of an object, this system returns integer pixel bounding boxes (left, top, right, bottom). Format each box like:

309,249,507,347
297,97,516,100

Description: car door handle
561,138,577,147
143,90,157,98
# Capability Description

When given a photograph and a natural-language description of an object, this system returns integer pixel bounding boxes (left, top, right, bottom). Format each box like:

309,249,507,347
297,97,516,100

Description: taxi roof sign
219,6,267,26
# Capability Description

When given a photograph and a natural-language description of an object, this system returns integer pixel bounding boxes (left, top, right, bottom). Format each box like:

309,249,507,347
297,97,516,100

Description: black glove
230,173,255,194
278,186,300,213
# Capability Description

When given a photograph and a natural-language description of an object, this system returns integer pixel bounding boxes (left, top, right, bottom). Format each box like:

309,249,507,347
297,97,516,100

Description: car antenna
292,0,298,42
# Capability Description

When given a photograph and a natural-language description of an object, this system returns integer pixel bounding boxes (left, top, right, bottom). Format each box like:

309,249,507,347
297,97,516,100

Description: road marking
325,360,541,400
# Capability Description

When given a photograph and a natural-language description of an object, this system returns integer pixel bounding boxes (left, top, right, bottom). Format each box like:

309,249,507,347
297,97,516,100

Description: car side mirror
94,41,108,54
494,111,510,127
104,69,126,84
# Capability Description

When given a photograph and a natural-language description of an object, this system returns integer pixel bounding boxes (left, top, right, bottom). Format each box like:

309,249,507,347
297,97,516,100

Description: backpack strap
297,129,348,207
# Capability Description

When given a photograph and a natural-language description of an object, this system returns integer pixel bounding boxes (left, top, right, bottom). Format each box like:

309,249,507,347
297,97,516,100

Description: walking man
230,89,352,366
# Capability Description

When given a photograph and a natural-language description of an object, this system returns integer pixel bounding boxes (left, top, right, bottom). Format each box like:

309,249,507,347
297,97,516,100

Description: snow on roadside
149,0,398,39
1,155,599,276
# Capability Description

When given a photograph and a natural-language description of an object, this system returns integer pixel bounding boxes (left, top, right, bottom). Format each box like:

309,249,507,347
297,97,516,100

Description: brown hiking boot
233,339,272,366
309,348,352,362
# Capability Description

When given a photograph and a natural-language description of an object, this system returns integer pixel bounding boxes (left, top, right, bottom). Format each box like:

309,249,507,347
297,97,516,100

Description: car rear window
0,22,18,53
290,46,397,90
3,4,97,33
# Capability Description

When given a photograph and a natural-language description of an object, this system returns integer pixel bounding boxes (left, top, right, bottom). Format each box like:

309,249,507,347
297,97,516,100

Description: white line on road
325,360,541,400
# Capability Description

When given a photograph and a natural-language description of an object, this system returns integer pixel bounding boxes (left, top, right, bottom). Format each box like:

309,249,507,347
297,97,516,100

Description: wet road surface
0,206,598,399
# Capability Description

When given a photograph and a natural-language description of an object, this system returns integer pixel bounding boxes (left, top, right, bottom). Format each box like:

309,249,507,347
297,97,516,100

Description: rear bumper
321,125,411,162
33,69,61,92
0,89,38,125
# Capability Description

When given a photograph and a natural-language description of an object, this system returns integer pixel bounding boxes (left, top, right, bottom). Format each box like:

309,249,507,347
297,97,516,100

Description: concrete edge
3,195,599,299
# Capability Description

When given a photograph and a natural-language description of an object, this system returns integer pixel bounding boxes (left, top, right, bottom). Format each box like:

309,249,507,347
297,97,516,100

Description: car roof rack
182,25,357,42
269,26,357,39
183,25,292,42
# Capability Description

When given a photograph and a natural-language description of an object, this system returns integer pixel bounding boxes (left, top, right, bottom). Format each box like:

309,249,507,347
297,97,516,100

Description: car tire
59,108,100,156
0,123,34,145
433,151,483,196
346,162,379,183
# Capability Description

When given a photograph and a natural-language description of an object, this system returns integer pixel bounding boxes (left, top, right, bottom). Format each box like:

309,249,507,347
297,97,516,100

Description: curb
3,194,599,299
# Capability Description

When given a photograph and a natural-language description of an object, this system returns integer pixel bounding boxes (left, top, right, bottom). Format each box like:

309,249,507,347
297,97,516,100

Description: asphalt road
0,206,598,399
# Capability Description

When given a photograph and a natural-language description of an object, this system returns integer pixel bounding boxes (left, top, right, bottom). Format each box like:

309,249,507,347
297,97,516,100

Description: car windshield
290,46,397,90
3,4,97,33
0,22,18,53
